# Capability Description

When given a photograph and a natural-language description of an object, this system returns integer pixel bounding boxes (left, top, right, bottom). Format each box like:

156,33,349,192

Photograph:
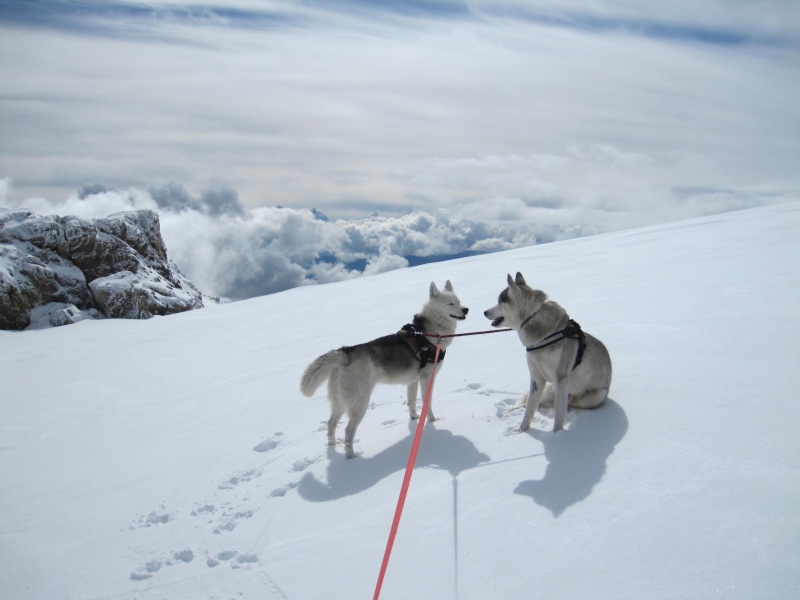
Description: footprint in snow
207,550,258,569
291,457,314,472
213,508,256,534
253,432,282,453
190,503,215,517
270,481,298,498
130,509,172,529
130,549,194,581
218,468,262,490
494,398,519,419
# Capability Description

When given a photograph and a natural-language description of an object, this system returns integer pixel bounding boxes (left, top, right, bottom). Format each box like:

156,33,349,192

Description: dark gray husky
300,281,468,458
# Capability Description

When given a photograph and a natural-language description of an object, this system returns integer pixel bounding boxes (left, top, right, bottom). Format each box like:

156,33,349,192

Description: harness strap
525,319,586,370
398,323,444,368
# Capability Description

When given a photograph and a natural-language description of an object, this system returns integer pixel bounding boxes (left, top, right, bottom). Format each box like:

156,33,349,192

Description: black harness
525,318,586,370
398,323,444,368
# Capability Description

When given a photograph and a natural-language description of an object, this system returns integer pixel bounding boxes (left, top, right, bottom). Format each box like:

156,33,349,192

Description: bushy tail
300,349,348,396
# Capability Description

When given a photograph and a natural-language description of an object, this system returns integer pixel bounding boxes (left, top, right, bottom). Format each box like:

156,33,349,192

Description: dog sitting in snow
484,272,611,432
300,281,468,458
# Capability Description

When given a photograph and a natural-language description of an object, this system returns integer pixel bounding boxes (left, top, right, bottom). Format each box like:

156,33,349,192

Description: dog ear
506,273,517,290
444,280,453,292
430,281,440,298
515,272,527,286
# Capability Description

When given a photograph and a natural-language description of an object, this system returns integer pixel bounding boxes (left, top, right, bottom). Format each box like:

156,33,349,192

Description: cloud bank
3,154,795,301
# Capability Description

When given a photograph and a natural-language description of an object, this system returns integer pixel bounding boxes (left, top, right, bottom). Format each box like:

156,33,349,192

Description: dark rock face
1,208,203,330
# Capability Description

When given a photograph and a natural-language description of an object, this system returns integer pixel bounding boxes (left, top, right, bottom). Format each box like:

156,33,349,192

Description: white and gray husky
300,281,469,458
484,272,611,432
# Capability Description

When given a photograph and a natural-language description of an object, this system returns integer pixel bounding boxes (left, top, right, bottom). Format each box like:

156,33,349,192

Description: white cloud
3,144,796,301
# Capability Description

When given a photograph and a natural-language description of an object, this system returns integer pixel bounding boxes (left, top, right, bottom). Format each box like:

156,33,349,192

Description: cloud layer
2,166,794,301
1,0,798,218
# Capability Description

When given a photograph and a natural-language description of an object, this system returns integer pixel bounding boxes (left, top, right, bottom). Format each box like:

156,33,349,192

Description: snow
2,203,799,600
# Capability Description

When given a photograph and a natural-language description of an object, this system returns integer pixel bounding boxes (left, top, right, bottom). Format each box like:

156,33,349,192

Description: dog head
429,280,469,321
484,272,547,329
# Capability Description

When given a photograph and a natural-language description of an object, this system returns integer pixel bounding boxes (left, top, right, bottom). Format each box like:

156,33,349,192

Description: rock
0,208,203,330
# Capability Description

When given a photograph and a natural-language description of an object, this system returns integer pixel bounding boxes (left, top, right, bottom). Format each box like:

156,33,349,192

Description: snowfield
2,203,799,599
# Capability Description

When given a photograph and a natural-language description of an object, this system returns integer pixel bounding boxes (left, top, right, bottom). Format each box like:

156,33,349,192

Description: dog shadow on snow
297,424,491,502
514,398,628,517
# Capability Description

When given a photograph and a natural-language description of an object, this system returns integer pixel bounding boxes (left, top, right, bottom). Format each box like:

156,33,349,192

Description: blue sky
2,1,800,295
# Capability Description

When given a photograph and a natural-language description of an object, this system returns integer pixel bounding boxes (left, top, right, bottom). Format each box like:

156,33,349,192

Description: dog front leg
423,373,437,422
553,375,570,432
520,377,543,431
407,380,419,420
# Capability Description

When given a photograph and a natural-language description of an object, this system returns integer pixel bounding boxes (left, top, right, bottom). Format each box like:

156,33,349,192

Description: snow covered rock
0,208,203,329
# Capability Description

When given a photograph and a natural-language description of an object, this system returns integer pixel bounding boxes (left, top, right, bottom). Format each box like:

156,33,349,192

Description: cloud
1,0,798,217
4,164,794,302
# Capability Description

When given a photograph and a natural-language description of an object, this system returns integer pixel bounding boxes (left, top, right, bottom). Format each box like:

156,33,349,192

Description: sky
1,0,799,299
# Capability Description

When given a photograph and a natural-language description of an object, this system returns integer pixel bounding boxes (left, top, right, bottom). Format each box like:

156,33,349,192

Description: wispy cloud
0,1,307,42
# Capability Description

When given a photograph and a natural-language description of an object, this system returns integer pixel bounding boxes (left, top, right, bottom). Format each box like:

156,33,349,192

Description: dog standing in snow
300,281,468,458
484,272,611,432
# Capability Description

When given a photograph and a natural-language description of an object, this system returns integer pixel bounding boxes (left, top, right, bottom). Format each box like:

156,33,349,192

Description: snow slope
2,203,799,600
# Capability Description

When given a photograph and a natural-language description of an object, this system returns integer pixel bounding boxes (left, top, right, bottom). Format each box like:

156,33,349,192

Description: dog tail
300,348,349,397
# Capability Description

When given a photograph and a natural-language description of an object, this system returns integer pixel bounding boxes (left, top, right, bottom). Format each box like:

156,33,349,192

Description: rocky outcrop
0,208,203,330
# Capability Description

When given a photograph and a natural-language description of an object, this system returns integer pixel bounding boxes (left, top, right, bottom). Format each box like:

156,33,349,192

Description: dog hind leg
570,387,609,410
344,396,369,459
325,371,344,445
407,380,419,420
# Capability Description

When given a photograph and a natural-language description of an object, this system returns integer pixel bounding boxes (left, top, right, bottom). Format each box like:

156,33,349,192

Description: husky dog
300,281,468,458
484,272,611,433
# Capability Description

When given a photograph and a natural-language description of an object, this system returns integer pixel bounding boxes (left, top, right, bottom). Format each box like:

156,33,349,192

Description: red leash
372,327,512,599
373,340,442,600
